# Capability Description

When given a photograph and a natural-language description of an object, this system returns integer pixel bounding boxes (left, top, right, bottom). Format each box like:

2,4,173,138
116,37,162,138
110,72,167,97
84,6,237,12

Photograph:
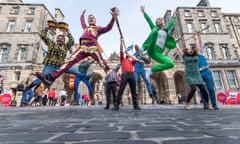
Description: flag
41,47,47,57
125,42,134,53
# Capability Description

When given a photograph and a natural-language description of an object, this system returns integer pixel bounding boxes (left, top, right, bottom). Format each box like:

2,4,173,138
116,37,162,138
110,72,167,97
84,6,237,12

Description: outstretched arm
164,11,176,31
176,43,184,56
195,32,204,55
140,6,155,30
38,28,54,47
80,10,87,30
65,32,74,50
113,64,121,72
98,8,118,34
120,37,124,61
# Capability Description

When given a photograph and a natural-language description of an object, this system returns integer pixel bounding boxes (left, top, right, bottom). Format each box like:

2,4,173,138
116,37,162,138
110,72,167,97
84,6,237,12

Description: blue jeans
20,89,35,104
21,65,86,104
134,70,153,96
74,76,93,100
200,69,217,106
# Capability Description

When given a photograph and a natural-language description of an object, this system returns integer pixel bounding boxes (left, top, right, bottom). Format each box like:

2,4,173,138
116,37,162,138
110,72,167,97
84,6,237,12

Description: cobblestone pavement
0,104,240,144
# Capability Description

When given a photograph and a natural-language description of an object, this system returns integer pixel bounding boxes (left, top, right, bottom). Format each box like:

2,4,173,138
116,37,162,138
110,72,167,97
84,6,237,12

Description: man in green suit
140,6,176,79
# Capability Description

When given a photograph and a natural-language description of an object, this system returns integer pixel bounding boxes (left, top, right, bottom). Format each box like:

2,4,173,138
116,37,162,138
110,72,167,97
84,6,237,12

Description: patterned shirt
39,30,74,66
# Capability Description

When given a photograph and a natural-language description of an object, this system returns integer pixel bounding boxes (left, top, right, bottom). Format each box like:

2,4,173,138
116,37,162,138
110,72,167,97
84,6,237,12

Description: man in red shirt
112,38,141,111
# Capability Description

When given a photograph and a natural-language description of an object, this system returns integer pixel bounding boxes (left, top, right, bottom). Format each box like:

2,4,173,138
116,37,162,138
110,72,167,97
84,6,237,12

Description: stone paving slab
0,105,240,144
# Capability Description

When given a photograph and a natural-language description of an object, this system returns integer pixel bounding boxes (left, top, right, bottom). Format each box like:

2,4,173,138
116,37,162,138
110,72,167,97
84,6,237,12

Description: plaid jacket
39,30,74,66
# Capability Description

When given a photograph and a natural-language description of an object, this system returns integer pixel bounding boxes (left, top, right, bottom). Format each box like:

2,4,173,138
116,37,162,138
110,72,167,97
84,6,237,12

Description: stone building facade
1,0,240,105
0,0,68,104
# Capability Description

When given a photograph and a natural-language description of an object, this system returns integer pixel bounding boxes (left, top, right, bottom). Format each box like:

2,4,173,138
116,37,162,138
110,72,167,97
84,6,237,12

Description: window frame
212,71,223,89
226,70,238,88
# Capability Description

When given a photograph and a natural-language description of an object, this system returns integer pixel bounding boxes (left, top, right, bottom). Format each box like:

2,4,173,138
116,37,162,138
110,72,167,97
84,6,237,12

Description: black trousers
115,72,139,107
106,82,117,107
186,84,209,103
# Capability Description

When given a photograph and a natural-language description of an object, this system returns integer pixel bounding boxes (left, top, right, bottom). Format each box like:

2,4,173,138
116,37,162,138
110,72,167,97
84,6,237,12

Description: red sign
0,93,11,107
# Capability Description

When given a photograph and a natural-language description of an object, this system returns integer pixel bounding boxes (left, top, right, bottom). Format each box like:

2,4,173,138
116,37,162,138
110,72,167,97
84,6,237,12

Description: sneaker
36,72,53,85
20,103,29,107
184,102,190,110
145,68,152,81
104,106,109,110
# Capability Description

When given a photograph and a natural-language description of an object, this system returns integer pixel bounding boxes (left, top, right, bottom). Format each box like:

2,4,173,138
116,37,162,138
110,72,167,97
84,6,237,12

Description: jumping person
195,32,219,110
21,27,85,106
73,58,95,105
112,38,141,111
36,8,119,85
140,6,176,80
133,44,157,104
176,35,211,110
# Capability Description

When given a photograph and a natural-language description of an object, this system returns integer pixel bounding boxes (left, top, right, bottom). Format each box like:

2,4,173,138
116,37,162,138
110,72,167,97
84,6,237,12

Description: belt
80,39,96,46
122,72,133,74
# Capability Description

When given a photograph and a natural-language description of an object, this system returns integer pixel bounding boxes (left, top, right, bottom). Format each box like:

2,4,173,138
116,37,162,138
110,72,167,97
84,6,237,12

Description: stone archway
173,71,188,102
151,72,169,104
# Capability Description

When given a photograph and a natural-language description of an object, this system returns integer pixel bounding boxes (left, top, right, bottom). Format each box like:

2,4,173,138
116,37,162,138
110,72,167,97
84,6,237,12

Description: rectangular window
214,23,222,33
200,22,208,33
184,10,192,17
233,16,239,23
212,71,223,89
28,7,35,15
186,22,194,33
24,20,32,32
226,70,238,88
237,28,240,37
0,48,8,63
7,20,16,32
220,44,230,59
15,71,21,81
206,44,215,60
198,10,205,17
17,47,27,62
211,11,218,17
10,6,19,15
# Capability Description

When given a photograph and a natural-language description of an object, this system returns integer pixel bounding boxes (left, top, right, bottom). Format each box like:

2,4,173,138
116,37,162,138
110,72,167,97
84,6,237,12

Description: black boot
111,104,119,111
134,105,141,110
104,105,110,110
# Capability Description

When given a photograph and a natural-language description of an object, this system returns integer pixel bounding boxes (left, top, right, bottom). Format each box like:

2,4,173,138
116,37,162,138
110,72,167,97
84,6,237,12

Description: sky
22,0,240,58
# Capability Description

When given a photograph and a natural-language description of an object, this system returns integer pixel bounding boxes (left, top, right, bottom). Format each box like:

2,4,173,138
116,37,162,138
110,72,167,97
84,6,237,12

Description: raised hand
140,5,145,13
82,10,86,15
110,7,119,19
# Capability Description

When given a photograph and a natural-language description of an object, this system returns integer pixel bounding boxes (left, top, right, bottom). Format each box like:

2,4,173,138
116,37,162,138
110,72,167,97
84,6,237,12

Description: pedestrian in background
104,64,121,109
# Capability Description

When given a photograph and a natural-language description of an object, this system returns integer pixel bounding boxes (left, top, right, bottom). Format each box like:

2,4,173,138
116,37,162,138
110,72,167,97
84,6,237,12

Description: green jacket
142,12,176,55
